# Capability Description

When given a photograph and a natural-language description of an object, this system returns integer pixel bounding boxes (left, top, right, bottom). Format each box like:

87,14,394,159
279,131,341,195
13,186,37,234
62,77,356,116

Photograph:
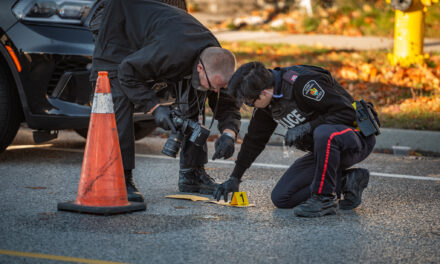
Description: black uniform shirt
271,65,355,130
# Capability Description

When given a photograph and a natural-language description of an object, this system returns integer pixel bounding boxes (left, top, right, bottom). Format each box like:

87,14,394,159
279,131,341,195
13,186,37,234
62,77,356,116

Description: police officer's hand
212,133,235,160
213,177,240,202
153,105,176,133
285,122,312,147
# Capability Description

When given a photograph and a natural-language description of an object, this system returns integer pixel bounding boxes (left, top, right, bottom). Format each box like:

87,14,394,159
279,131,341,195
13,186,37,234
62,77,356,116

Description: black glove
214,177,240,202
213,165,246,202
285,122,312,147
212,133,235,160
153,105,176,132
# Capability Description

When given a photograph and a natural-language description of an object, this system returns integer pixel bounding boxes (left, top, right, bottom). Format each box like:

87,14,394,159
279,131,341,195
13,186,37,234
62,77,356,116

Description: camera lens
162,132,183,158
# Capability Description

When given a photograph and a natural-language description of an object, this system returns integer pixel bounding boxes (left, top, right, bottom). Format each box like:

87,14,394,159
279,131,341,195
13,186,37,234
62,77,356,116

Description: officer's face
245,89,273,108
197,61,227,93
201,74,227,93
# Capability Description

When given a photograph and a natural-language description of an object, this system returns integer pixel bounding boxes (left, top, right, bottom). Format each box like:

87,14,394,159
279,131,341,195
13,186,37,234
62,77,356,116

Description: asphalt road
0,128,439,264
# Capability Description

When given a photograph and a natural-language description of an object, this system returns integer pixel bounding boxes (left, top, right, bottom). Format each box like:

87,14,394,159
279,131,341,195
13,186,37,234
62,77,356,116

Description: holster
353,100,381,137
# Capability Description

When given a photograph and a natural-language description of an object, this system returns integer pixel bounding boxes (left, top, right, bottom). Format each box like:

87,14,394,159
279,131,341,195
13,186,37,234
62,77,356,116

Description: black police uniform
90,0,240,171
235,65,376,208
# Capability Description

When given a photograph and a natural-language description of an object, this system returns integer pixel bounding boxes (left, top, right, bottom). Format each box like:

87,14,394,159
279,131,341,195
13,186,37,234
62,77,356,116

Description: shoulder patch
302,80,325,101
282,70,300,85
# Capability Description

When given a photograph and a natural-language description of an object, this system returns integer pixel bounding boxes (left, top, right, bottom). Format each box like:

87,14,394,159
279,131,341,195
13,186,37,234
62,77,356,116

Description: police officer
90,0,240,202
214,62,377,217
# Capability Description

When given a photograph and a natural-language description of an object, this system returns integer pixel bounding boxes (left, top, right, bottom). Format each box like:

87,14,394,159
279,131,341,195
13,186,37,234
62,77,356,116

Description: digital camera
162,113,210,158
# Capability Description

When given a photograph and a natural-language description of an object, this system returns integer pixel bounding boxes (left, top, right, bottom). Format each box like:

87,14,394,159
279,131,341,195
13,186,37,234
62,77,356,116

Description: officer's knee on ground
271,190,294,209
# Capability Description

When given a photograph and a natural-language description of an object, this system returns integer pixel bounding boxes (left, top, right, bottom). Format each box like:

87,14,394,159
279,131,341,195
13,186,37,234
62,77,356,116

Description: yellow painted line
0,249,128,264
6,144,54,150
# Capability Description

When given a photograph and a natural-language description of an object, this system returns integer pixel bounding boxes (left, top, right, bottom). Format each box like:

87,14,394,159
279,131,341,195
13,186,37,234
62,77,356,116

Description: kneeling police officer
214,62,380,217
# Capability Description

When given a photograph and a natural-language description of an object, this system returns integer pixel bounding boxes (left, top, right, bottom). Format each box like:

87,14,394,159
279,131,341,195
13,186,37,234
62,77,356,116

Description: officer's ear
197,62,208,86
197,62,204,73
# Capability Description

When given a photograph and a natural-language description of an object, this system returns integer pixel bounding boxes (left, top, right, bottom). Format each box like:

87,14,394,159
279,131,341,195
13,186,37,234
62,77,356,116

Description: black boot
195,166,218,195
178,168,201,193
125,170,144,202
339,168,369,210
294,193,338,217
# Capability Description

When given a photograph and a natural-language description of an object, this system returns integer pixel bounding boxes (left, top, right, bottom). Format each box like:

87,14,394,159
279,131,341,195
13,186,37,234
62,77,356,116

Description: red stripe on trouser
318,128,354,194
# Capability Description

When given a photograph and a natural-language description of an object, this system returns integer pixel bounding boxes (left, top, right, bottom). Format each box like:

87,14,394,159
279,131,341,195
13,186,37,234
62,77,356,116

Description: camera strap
208,90,220,129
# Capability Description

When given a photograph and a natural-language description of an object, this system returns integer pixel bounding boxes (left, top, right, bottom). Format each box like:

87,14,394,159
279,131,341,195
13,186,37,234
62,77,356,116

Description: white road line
42,147,440,181
369,172,440,181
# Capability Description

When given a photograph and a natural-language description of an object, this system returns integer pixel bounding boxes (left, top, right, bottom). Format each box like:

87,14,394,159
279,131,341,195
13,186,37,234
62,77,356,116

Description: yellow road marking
6,144,53,150
0,249,128,264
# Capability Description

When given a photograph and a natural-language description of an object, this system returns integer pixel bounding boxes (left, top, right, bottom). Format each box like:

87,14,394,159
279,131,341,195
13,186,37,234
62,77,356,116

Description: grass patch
380,96,440,130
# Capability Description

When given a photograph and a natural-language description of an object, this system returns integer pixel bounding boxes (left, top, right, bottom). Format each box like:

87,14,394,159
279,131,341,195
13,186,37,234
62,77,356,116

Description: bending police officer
214,62,379,217
89,0,240,202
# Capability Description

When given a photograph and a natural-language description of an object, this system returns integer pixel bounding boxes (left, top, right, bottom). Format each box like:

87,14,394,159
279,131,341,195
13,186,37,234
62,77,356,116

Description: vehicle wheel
74,120,157,141
0,65,23,153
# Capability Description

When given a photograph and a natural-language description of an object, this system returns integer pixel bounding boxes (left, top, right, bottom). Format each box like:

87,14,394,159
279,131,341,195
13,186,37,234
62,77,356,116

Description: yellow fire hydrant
387,0,438,67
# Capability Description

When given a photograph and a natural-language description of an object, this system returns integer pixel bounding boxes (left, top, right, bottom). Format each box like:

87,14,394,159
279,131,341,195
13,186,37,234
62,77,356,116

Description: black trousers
109,77,135,170
271,124,376,208
109,77,207,171
179,114,208,169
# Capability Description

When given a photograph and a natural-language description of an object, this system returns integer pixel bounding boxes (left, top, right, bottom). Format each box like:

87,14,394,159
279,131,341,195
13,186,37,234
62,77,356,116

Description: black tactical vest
270,68,317,151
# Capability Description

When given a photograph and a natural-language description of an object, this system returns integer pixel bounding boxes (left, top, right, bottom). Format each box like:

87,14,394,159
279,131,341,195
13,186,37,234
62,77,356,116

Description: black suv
0,0,166,152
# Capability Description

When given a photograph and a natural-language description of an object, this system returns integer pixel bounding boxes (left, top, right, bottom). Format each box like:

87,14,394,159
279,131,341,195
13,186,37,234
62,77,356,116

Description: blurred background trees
188,0,439,38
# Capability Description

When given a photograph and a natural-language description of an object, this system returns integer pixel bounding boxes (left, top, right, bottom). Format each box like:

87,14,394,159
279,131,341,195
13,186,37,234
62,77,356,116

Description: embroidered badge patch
291,74,298,82
302,80,325,101
282,70,300,85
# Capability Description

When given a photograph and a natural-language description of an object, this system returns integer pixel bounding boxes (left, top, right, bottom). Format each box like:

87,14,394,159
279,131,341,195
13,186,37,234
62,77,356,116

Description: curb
157,118,440,155
207,118,440,155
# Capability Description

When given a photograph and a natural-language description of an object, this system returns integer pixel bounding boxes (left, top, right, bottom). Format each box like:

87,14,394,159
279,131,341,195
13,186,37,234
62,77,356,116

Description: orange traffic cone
58,71,146,215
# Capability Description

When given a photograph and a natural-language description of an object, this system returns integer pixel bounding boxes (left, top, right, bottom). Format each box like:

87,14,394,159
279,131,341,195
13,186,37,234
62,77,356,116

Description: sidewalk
191,12,440,52
212,31,440,52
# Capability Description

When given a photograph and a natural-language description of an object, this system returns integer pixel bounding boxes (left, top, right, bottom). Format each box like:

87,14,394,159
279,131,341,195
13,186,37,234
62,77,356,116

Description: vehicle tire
74,120,157,141
0,65,23,153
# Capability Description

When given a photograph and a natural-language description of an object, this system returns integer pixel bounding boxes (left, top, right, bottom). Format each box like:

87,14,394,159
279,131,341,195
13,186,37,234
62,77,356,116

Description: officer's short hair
200,47,236,84
227,61,273,104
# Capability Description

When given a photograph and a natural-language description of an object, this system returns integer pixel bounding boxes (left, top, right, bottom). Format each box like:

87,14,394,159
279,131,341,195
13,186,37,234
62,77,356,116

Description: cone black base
57,201,146,215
